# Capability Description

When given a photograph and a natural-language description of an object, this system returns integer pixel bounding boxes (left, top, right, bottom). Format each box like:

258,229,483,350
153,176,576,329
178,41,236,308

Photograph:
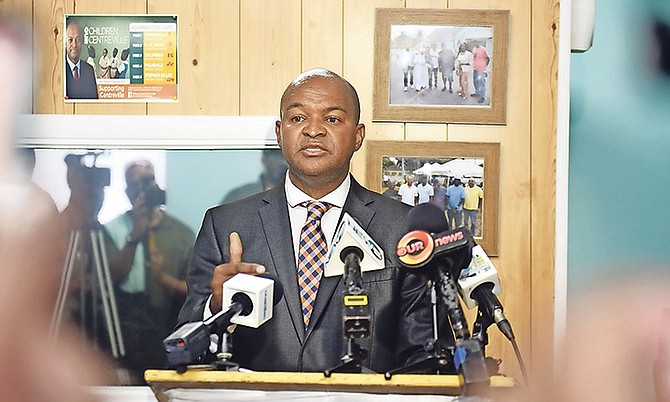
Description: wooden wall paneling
72,0,147,116
530,0,560,378
448,0,532,381
148,0,240,116
405,123,447,141
344,0,405,183
1,0,32,112
239,0,301,116
0,0,32,18
34,0,74,115
403,0,449,142
302,0,343,74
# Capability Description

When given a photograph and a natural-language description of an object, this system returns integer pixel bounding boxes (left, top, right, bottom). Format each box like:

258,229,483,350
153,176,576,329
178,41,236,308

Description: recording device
399,204,514,342
64,152,110,188
396,204,474,341
340,246,371,339
323,217,378,376
394,203,489,386
398,203,524,386
396,224,473,273
138,175,166,208
458,245,514,341
324,212,385,278
222,273,275,328
163,273,283,371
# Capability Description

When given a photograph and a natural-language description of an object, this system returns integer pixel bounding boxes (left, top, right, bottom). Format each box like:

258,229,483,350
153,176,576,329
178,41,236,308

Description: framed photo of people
366,141,500,255
373,8,509,125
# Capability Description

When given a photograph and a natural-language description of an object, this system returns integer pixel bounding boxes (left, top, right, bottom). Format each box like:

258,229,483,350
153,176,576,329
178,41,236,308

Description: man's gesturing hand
209,232,266,313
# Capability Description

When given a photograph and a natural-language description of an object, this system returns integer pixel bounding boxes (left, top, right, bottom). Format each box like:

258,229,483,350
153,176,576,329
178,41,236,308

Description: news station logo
396,230,434,267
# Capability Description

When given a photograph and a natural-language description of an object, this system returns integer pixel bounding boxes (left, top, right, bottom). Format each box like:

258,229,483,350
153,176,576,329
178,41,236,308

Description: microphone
221,273,278,328
163,273,284,370
396,203,474,342
399,205,515,341
324,212,385,278
396,203,489,386
396,202,473,274
458,245,515,341
339,245,371,339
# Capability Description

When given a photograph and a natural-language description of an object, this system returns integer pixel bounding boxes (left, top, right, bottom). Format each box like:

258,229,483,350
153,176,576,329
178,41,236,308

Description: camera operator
104,160,194,384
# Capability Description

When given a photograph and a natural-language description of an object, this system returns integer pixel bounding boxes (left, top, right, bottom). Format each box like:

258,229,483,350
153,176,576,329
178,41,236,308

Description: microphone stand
438,267,491,396
212,326,241,371
472,306,493,349
324,250,375,377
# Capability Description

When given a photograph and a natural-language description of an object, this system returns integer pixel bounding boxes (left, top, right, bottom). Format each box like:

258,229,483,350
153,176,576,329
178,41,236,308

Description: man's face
468,179,475,187
125,165,156,206
275,76,364,191
66,23,83,64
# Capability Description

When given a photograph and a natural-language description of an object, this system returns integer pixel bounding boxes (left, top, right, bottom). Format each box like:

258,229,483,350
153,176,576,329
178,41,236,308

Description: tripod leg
50,231,80,340
90,231,120,358
95,229,125,356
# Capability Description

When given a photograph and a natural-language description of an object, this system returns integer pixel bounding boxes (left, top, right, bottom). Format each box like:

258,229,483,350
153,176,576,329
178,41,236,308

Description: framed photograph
366,141,500,255
373,8,509,124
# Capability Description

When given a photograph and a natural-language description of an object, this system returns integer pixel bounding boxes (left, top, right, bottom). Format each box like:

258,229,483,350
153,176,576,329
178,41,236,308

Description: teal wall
166,150,264,234
569,1,670,292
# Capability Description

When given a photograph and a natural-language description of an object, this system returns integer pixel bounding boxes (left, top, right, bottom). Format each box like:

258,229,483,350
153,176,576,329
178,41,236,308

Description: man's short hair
124,160,154,182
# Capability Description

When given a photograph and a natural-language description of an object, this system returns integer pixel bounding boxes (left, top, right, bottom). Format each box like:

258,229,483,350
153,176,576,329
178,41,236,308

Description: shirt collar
285,173,350,209
66,57,80,71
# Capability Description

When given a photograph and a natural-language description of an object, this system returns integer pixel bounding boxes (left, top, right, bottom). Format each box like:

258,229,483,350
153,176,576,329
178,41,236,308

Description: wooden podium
145,369,517,402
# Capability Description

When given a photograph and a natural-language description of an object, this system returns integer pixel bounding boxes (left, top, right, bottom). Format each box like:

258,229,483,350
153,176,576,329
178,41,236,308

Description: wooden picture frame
373,8,509,125
366,141,500,255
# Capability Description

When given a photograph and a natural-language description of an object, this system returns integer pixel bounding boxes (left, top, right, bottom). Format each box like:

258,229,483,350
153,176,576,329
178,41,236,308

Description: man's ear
354,123,365,151
274,120,282,148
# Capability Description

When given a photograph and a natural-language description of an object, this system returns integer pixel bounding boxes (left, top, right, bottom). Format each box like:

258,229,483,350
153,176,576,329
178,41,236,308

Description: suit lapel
259,186,306,344
306,178,376,337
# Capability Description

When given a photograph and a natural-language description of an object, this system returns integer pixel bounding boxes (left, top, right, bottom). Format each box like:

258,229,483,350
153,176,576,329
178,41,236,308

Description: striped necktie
297,201,331,330
73,65,79,81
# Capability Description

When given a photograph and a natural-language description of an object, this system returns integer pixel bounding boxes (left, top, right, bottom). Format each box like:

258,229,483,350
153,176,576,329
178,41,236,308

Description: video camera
65,152,111,188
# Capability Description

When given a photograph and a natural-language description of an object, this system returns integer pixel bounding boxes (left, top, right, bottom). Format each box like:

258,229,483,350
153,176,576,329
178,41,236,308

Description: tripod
50,224,125,359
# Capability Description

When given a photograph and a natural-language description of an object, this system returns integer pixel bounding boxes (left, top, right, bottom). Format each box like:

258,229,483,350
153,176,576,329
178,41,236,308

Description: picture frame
366,141,500,255
373,8,509,125
64,14,179,102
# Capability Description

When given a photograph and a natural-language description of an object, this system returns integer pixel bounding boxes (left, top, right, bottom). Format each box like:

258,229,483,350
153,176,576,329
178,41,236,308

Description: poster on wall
63,14,178,102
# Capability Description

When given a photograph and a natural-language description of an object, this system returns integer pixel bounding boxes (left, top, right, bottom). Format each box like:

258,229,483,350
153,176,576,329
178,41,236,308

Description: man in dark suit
178,69,435,372
65,21,98,99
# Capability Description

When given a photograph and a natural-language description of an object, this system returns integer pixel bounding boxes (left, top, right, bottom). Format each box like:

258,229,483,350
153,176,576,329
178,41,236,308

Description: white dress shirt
284,173,350,265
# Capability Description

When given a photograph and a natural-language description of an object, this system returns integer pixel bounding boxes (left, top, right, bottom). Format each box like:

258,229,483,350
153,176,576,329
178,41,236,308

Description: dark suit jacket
178,176,435,372
65,61,98,99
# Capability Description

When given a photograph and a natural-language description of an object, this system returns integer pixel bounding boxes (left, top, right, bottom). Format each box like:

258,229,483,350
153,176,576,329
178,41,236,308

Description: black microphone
407,201,453,232
163,273,284,371
397,204,473,341
397,203,474,274
397,203,489,385
339,245,370,339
